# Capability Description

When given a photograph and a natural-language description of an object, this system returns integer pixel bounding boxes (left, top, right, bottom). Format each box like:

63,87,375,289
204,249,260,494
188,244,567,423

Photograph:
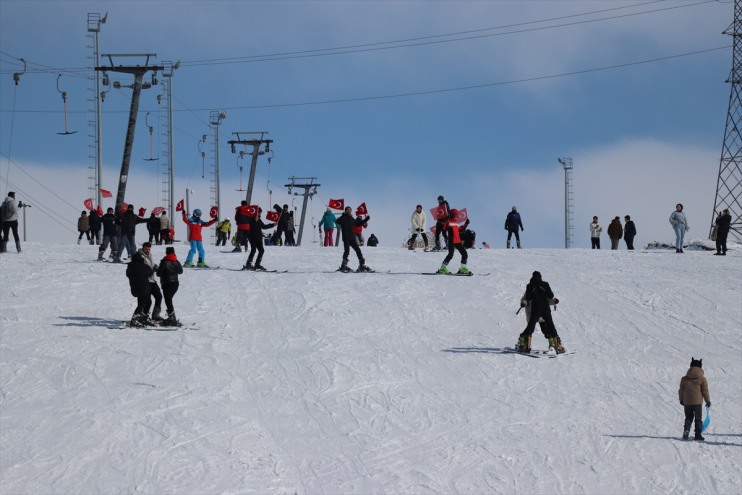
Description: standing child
437,209,470,275
77,211,90,245
335,206,372,272
590,216,602,249
182,209,217,267
157,246,184,326
678,358,711,440
516,271,557,353
126,251,154,327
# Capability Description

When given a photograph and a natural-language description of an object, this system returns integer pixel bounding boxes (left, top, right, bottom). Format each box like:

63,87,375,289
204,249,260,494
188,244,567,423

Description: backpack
0,200,9,222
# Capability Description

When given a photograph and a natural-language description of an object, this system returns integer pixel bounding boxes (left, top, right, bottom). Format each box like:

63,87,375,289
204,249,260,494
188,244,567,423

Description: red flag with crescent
96,205,104,216
328,198,344,210
138,207,147,217
245,205,259,217
209,206,218,219
176,199,184,212
152,206,165,216
99,188,112,198
430,205,447,221
356,202,368,216
266,210,281,222
83,198,94,210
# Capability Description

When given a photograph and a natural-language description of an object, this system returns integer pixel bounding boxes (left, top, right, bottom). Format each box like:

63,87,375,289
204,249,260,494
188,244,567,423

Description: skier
243,207,275,271
335,206,372,272
407,204,429,250
216,218,231,246
623,215,637,250
678,357,711,440
433,195,450,251
182,209,217,267
126,250,154,327
504,206,524,249
713,209,732,256
138,242,164,321
669,203,689,253
437,209,470,275
515,271,558,353
98,207,118,261
607,216,623,250
520,284,565,353
156,246,184,326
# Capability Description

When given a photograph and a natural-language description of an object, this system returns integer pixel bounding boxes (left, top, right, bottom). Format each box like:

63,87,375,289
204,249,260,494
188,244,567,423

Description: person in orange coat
182,209,217,267
437,209,470,275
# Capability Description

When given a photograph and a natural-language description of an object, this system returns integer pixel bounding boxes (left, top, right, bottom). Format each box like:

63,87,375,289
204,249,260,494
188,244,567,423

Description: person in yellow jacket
216,218,231,246
678,357,711,441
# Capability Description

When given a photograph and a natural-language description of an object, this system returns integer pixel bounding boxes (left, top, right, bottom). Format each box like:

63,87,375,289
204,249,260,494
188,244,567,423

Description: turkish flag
138,207,147,217
452,208,468,223
430,205,447,221
99,188,112,198
83,198,94,210
328,198,344,210
245,205,259,217
96,205,104,216
176,199,184,212
266,210,281,222
152,206,165,216
209,206,218,219
356,202,368,216
120,202,129,213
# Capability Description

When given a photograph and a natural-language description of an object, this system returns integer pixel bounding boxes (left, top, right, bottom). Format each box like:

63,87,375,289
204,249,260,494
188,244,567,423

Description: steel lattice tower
711,0,742,242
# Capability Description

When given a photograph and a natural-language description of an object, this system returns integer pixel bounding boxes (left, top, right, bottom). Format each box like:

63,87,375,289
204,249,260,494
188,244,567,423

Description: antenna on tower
711,0,742,242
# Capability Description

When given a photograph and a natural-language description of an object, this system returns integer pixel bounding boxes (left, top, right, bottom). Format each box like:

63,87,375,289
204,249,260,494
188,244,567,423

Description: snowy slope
1,242,740,494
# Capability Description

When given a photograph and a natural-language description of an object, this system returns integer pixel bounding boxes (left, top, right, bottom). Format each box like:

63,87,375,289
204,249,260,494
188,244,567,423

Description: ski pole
516,307,522,315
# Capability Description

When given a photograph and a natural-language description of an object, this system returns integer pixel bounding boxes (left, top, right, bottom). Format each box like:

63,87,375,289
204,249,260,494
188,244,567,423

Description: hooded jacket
126,253,153,297
678,367,710,406
607,218,623,240
157,252,183,284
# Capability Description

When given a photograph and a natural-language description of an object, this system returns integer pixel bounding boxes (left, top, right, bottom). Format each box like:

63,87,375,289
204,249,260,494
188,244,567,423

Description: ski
420,272,490,276
185,266,220,270
111,320,197,330
502,347,575,358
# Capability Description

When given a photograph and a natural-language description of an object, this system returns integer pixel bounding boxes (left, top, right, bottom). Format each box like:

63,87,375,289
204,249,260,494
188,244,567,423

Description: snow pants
342,240,364,266
443,242,467,266
186,240,206,264
323,228,334,247
522,306,556,339
684,404,703,434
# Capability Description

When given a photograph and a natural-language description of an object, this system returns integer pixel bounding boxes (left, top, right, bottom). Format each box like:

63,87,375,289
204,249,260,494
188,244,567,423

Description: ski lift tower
711,0,742,242
285,177,320,247
86,12,106,208
558,157,575,248
95,53,163,211
227,132,272,205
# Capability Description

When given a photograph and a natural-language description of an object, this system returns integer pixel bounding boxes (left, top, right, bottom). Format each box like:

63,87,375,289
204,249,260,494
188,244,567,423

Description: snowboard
502,347,575,358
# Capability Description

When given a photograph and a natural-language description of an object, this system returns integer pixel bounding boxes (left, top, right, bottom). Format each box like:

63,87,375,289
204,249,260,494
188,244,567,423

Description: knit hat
8,192,15,198
532,271,542,280
166,247,175,255
690,357,702,368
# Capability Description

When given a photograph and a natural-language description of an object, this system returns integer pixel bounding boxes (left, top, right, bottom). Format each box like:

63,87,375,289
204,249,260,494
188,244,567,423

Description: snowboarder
126,250,154,327
669,203,689,253
335,206,372,272
678,357,711,440
713,209,732,256
182,209,217,267
504,206,524,249
243,207,275,271
515,271,558,353
520,285,565,353
433,195,450,251
590,216,602,249
623,215,637,250
156,246,183,326
437,209,470,275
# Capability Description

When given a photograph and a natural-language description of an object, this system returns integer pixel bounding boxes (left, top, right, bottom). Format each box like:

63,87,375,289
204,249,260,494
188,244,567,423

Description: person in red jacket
437,209,470,275
182,209,217,267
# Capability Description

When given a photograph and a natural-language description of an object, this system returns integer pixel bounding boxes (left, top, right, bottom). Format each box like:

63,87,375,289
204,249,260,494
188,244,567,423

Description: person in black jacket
433,195,450,251
516,271,559,353
157,246,184,326
714,209,732,255
147,213,161,245
88,209,102,245
243,208,275,271
126,251,154,327
623,215,637,250
504,206,524,249
335,206,372,272
98,207,118,261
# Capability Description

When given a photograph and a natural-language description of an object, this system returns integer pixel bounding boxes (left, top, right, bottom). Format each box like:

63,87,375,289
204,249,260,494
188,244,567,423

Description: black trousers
2,221,20,243
591,237,600,249
247,239,265,265
716,230,728,254
342,240,364,265
684,404,703,434
522,307,555,338
624,235,635,250
134,294,152,315
507,230,520,242
443,242,467,265
149,282,163,311
162,282,179,314
408,232,429,247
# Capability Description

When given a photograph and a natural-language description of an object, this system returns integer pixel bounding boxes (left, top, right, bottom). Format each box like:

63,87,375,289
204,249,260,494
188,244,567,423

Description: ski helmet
193,208,202,217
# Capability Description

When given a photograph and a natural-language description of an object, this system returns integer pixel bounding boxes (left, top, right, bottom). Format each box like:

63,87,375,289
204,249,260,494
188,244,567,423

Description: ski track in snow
1,243,740,494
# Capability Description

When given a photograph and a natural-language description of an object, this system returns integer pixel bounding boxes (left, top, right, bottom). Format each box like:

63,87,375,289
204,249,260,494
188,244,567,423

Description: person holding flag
182,208,217,267
335,205,372,272
243,206,275,271
437,208,470,275
353,204,370,246
433,195,450,251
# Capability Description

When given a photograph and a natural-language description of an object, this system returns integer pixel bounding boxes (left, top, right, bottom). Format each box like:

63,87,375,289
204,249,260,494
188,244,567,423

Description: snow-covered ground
1,240,740,494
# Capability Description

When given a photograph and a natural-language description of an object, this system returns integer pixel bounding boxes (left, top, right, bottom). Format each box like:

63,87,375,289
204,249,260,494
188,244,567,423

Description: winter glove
680,401,684,405
553,298,559,305
520,301,526,308
521,227,524,231
706,403,711,408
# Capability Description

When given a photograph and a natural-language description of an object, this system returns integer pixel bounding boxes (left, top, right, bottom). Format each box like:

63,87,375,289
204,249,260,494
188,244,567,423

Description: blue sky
0,0,733,248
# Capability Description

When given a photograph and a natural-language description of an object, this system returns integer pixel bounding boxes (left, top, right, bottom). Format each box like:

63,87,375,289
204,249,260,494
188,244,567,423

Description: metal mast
711,0,742,242
209,111,226,221
558,157,574,248
227,132,272,205
285,177,319,247
160,60,179,220
86,12,106,207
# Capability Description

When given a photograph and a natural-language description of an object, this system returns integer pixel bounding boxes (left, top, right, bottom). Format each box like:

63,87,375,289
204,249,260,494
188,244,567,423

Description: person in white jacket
407,204,429,250
589,216,602,249
669,203,689,253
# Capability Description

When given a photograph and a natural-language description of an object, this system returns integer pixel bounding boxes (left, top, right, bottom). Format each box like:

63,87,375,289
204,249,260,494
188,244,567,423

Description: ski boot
517,240,521,249
151,307,164,322
682,429,690,440
254,264,267,271
97,252,104,261
338,262,352,273
507,240,511,249
515,335,532,353
548,336,565,354
242,261,254,271
232,247,242,253
161,312,182,327
130,313,151,328
356,265,372,272
197,261,209,268
437,263,450,274
457,265,471,275
184,261,195,267
694,432,705,441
